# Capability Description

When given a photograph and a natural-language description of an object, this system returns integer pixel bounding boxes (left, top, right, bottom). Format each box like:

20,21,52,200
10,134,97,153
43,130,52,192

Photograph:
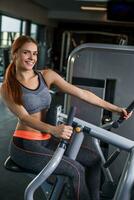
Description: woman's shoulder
36,68,62,80
41,68,60,79
36,68,53,76
37,68,57,87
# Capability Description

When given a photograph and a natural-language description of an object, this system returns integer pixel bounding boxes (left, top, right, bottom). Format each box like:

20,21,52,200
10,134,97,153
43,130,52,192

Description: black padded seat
4,158,74,198
4,156,56,183
4,156,28,173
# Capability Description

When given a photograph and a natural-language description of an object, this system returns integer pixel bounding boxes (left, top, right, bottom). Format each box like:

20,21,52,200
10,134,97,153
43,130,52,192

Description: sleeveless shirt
20,71,52,114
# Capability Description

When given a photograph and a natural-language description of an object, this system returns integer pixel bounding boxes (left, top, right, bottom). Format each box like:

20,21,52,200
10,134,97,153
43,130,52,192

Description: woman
0,35,131,200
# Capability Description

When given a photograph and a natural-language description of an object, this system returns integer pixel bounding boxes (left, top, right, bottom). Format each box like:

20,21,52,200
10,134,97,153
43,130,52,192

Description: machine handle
24,106,76,200
112,100,134,128
60,106,76,147
66,106,77,125
103,148,121,168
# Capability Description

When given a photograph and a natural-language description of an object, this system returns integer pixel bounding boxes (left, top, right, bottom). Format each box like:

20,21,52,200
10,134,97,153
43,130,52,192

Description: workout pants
10,136,101,200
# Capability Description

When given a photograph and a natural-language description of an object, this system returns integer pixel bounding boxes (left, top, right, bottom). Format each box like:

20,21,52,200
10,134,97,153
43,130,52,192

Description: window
30,23,37,39
1,15,25,46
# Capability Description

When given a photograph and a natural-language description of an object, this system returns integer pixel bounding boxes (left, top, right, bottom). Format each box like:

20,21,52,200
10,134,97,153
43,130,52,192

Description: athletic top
20,71,52,114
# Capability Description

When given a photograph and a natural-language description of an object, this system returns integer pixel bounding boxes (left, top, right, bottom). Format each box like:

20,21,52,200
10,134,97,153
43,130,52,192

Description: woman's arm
43,69,128,117
0,85,73,140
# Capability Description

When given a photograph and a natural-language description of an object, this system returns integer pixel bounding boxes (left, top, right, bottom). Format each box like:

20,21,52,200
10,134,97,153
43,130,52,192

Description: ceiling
32,0,108,11
32,0,109,22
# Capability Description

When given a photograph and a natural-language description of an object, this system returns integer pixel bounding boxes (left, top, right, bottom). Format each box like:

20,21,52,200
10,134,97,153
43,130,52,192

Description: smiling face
14,42,38,71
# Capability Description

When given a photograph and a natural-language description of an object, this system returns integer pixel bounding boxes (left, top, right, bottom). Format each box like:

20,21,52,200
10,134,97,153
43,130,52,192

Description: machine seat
4,156,57,183
4,156,30,173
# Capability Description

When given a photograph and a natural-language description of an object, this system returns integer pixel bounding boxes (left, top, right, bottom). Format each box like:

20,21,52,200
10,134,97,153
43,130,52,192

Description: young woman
0,35,131,200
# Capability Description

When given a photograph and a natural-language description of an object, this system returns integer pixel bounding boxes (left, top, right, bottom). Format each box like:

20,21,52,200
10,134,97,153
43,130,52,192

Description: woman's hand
53,124,73,140
120,108,133,120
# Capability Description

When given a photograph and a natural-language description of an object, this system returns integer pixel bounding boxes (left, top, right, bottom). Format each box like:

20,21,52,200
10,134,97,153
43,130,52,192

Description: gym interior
1,0,134,200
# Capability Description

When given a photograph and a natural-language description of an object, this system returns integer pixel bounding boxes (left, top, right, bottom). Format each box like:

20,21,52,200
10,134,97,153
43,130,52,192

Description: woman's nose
29,53,34,60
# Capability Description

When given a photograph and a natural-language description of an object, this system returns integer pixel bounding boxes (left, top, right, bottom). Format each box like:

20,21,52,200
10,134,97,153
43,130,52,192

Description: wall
0,0,52,25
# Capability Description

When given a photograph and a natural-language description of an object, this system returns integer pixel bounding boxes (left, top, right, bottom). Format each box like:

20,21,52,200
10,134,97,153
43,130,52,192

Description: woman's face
14,42,38,71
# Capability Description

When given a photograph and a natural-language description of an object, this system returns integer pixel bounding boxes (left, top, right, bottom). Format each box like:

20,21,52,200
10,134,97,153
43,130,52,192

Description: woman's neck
16,69,35,82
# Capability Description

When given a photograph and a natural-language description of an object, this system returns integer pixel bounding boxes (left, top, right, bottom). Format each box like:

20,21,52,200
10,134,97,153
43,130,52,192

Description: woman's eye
33,52,38,56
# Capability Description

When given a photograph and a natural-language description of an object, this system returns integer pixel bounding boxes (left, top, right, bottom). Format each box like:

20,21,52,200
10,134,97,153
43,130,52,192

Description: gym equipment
64,42,134,182
4,106,76,200
24,106,76,200
5,100,134,200
0,47,10,78
100,100,134,199
60,101,134,200
59,31,128,73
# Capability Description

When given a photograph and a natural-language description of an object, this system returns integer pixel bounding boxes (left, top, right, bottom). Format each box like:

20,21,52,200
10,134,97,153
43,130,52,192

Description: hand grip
66,106,77,125
112,100,134,128
103,149,120,168
60,106,76,147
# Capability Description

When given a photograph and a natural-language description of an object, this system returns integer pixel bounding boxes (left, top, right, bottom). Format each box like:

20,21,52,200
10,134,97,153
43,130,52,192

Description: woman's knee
59,156,85,180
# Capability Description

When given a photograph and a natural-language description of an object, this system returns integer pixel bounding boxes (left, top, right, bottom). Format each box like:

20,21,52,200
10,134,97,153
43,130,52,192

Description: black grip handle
66,106,77,125
112,100,134,128
103,149,121,168
60,106,76,148
126,100,134,113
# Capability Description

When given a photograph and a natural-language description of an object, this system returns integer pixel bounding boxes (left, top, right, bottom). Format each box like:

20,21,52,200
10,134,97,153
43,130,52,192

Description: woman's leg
10,138,91,200
76,142,101,200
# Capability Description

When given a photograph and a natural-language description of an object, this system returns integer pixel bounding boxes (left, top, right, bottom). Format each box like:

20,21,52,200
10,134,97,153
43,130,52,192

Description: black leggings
10,136,101,200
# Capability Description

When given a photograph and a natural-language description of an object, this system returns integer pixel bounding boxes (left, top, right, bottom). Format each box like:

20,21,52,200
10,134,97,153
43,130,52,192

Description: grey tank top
20,71,52,114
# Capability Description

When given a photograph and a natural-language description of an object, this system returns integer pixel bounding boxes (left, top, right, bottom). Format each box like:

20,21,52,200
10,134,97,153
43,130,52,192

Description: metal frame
64,43,134,113
60,113,134,200
60,31,128,73
25,110,134,200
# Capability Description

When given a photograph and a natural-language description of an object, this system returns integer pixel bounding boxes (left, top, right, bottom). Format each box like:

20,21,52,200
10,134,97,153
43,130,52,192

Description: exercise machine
4,100,134,200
